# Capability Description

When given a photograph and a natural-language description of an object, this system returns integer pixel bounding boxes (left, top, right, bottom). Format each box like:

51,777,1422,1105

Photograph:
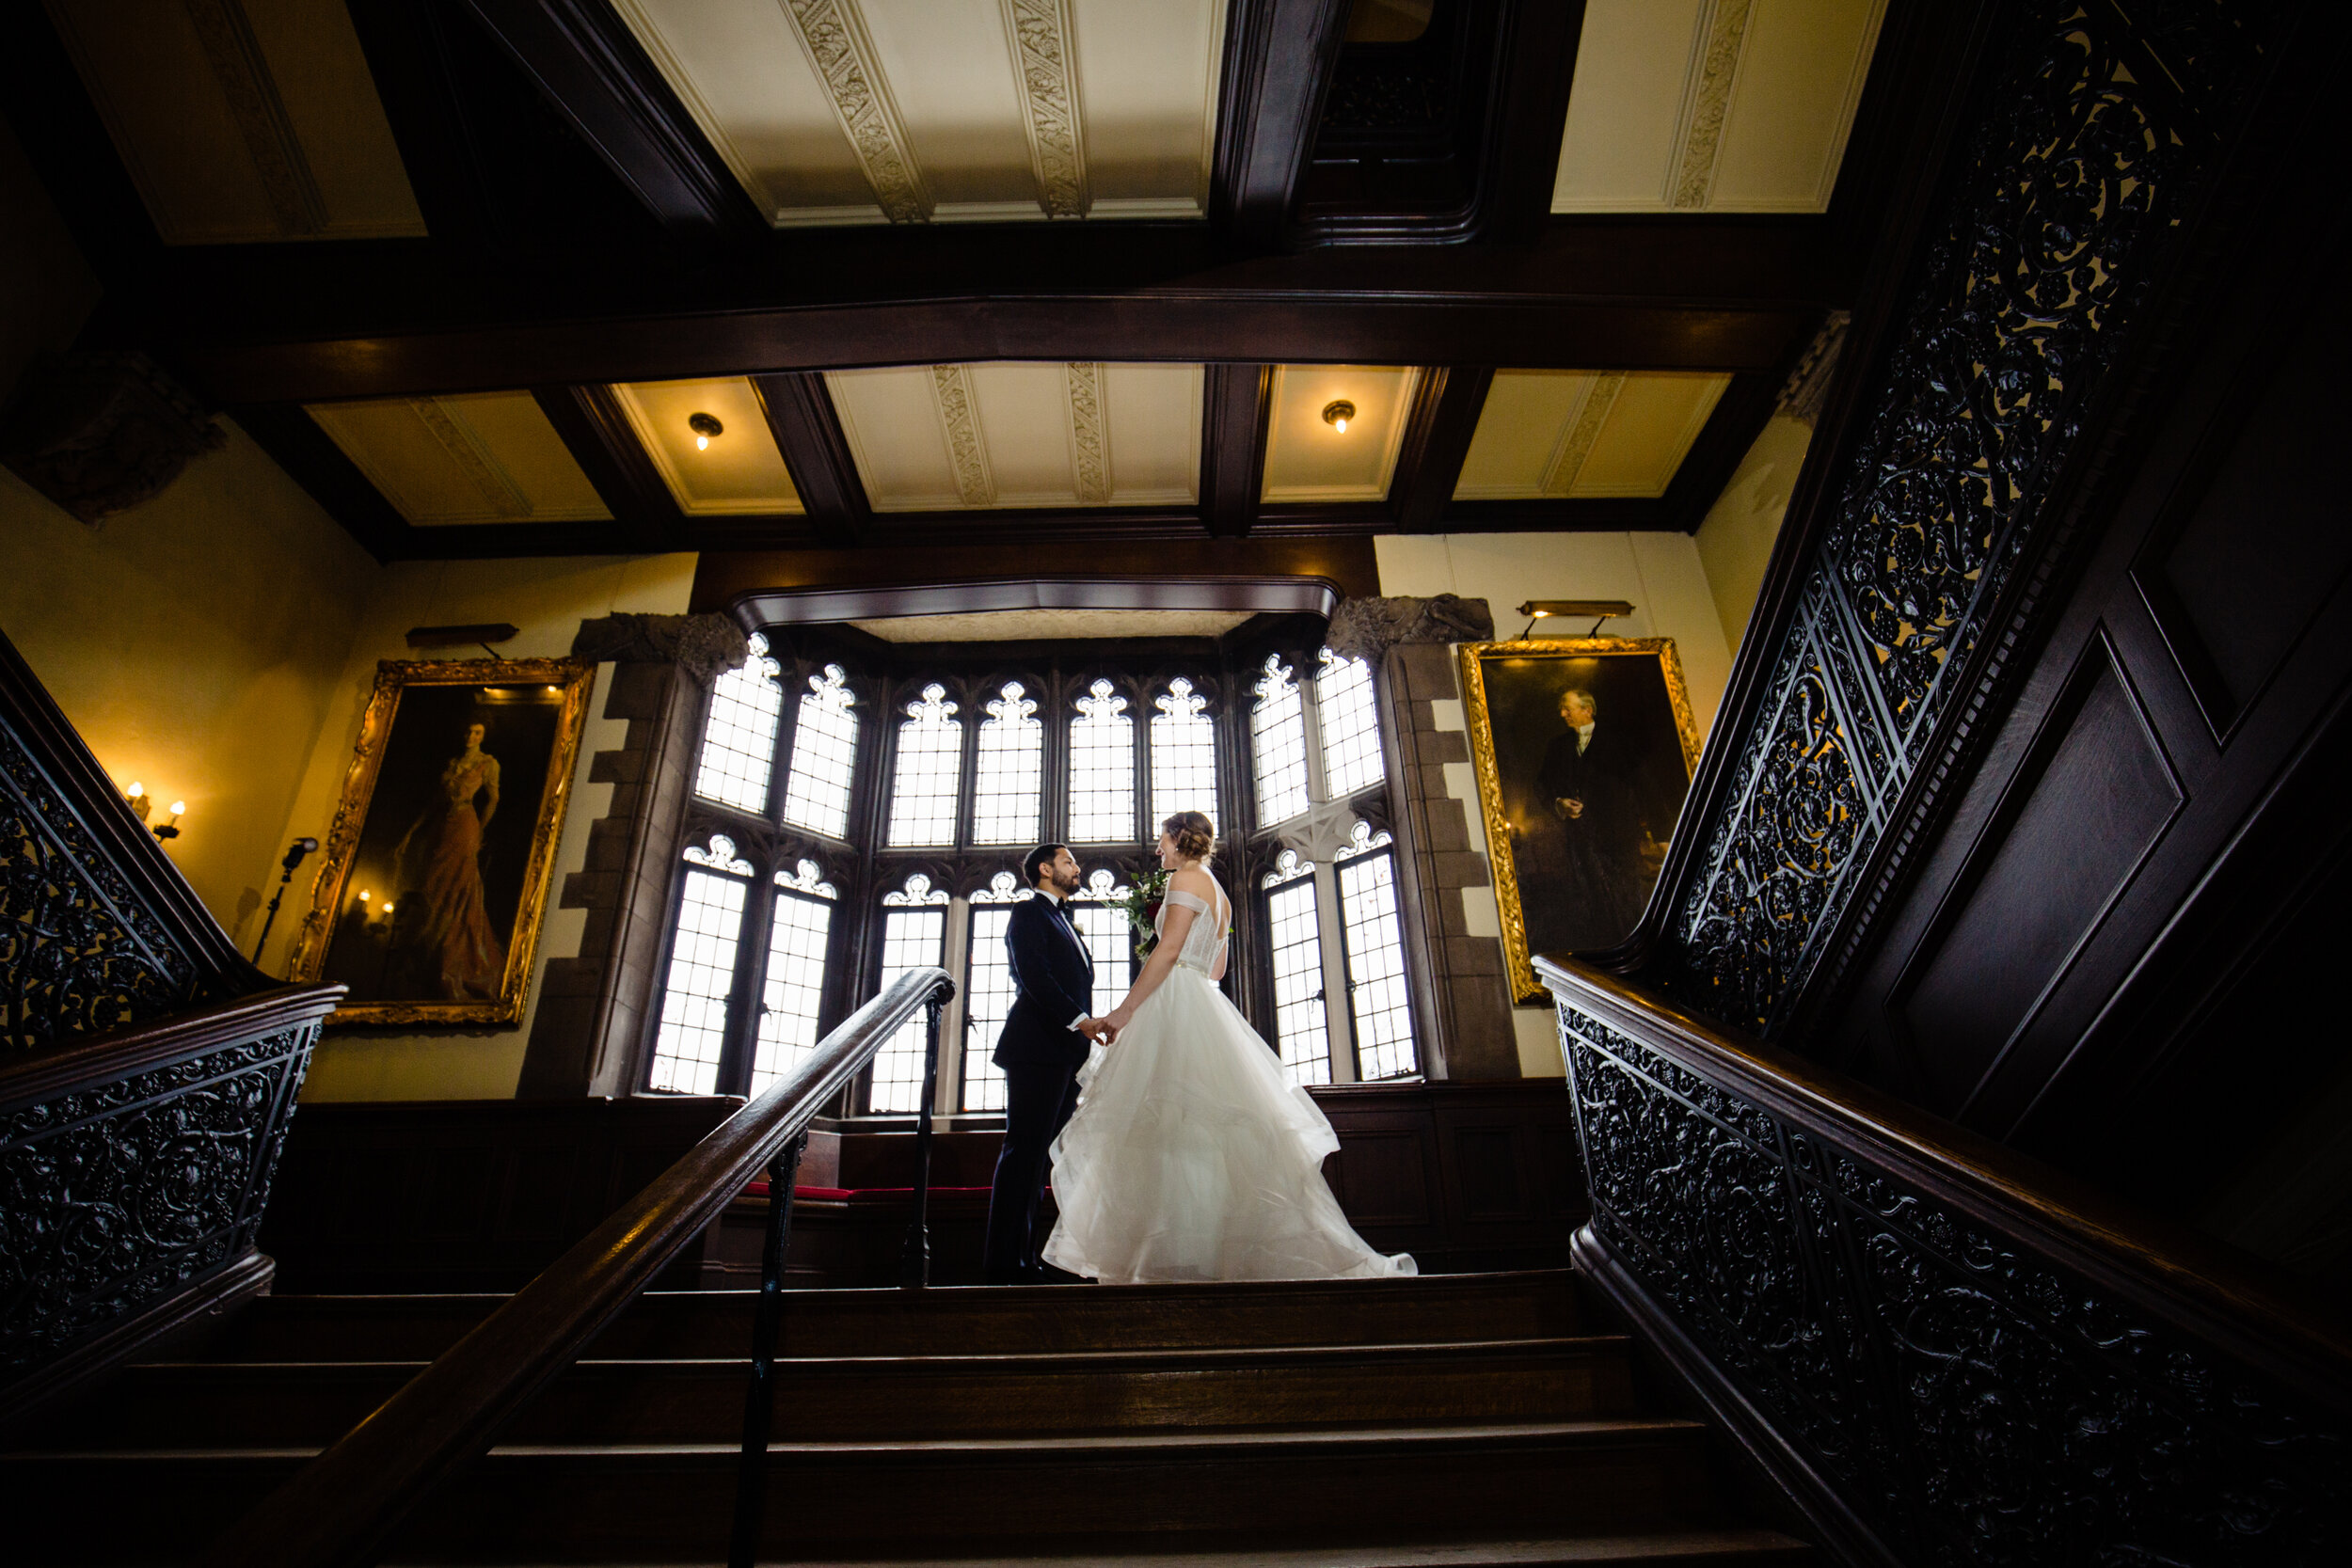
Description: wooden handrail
201,965,956,1568
0,984,345,1109
1536,955,2352,1412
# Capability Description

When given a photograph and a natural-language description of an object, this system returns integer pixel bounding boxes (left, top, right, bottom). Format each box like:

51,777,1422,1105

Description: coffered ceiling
7,0,1967,561
1456,372,1731,500
304,394,606,528
1552,0,1888,214
613,378,805,515
825,362,1201,511
609,0,1223,226
42,0,422,245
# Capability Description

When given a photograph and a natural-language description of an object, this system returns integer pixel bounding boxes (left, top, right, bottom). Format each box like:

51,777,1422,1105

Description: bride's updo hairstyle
1161,811,1216,862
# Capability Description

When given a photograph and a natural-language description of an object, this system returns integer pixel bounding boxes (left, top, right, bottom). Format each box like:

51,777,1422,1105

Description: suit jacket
994,894,1097,1073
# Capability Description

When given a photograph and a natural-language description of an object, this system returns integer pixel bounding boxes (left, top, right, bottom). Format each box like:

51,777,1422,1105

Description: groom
982,843,1109,1284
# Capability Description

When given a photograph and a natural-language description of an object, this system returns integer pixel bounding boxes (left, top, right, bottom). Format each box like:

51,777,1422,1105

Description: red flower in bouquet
1116,868,1170,960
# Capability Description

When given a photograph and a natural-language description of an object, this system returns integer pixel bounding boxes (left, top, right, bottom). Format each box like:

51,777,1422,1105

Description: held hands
1552,796,1584,819
1077,1016,1118,1045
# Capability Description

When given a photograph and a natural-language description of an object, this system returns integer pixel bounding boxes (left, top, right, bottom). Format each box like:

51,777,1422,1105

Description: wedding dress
1042,882,1417,1283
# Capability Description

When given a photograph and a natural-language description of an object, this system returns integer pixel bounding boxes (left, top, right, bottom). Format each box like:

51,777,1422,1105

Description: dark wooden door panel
1897,643,2180,1121
1830,194,2352,1216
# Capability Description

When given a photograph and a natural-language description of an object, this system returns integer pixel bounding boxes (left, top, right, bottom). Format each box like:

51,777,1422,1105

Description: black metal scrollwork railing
202,966,956,1568
1541,956,2351,1568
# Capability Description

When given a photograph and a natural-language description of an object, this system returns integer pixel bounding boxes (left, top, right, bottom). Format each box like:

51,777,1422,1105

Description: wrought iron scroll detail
0,714,206,1053
1667,1,2266,1033
0,1022,316,1375
1558,1001,2349,1565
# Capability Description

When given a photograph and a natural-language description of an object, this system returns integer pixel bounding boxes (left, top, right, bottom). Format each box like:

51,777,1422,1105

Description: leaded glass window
870,874,948,1112
780,663,858,838
695,634,782,814
885,685,962,847
1336,824,1415,1081
1069,866,1134,1009
1317,647,1385,797
960,872,1031,1112
1067,679,1135,843
751,861,836,1097
1262,850,1330,1087
1250,654,1311,825
970,683,1042,846
1149,676,1217,830
648,835,754,1094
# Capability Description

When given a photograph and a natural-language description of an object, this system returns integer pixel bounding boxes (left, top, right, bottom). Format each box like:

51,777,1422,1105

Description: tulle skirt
1042,967,1417,1284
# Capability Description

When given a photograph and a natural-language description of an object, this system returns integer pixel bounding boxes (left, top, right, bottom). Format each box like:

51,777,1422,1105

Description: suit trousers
981,1055,1082,1283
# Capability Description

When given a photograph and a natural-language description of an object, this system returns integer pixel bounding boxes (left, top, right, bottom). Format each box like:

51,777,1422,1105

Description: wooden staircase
5,1271,1811,1565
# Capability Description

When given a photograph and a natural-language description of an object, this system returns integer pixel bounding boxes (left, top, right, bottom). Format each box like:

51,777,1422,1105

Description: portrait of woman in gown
391,720,508,1001
1043,811,1414,1284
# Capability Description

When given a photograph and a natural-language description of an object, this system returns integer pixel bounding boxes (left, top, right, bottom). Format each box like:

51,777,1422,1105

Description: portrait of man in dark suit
1463,641,1698,992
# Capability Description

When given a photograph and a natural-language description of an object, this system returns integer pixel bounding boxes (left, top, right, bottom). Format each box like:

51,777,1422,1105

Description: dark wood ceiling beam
750,374,871,547
1212,0,1351,247
1201,365,1273,539
228,404,411,562
457,0,761,241
532,385,682,550
1386,367,1494,532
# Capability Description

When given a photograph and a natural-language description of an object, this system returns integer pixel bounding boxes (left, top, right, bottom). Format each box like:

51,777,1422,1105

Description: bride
1042,811,1415,1283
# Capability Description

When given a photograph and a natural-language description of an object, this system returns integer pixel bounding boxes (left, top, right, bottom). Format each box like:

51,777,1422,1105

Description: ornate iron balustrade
0,625,343,1417
1541,956,2351,1567
1,986,341,1416
1649,0,2276,1037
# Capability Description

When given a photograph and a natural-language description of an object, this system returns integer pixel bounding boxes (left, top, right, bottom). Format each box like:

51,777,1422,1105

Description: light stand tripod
251,837,319,967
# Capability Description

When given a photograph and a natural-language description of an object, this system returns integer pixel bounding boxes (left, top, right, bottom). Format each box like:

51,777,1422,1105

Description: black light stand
251,837,320,967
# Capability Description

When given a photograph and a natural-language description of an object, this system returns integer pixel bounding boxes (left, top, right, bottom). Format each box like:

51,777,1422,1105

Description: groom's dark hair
1023,843,1069,888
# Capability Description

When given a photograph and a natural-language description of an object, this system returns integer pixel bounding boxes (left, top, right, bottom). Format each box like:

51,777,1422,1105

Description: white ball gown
1042,882,1417,1284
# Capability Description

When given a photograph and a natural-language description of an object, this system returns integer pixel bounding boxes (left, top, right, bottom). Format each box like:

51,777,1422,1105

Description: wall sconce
689,411,723,451
1321,400,1355,434
126,781,151,822
152,801,184,842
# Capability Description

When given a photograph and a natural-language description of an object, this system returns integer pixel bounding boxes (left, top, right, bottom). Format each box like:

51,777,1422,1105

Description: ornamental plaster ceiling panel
825,362,1201,512
1550,0,1886,214
1260,366,1422,505
610,0,1221,226
613,378,804,515
1454,370,1731,500
306,394,609,527
45,0,424,245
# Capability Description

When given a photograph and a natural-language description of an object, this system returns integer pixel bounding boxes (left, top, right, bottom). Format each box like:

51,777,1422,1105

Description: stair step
209,1271,1581,1363
4,1419,1722,1562
43,1338,1630,1449
379,1528,1815,1566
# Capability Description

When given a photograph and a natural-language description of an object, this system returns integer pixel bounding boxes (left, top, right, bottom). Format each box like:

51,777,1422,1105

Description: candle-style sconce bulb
125,782,151,822
152,800,183,843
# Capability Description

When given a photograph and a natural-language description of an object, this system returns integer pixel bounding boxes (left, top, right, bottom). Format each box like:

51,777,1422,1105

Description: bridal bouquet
1116,868,1169,960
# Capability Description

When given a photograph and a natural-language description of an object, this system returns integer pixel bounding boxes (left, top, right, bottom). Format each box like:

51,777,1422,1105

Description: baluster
728,1130,806,1568
899,985,946,1288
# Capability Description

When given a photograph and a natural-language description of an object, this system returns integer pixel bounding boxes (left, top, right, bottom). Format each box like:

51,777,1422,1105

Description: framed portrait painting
1458,638,1701,1003
288,658,596,1025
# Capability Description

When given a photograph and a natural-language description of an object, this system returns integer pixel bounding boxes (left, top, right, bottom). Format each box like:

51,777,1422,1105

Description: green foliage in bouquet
1116,868,1169,960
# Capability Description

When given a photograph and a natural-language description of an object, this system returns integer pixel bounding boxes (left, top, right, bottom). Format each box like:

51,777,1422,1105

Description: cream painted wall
0,432,378,946
1374,531,1737,1077
1693,413,1813,654
275,554,698,1102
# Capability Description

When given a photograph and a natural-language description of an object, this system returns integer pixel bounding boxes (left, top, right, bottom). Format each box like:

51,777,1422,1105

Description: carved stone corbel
0,352,226,525
1323,594,1495,667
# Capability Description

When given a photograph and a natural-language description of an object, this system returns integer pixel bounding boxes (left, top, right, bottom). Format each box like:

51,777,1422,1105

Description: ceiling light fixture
689,411,723,451
1322,400,1355,434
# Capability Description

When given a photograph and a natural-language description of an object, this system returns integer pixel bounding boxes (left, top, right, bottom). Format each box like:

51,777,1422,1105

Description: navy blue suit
983,893,1096,1282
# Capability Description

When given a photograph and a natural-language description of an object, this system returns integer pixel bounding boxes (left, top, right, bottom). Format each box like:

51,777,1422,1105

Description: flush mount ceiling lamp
689,411,723,451
1321,400,1356,434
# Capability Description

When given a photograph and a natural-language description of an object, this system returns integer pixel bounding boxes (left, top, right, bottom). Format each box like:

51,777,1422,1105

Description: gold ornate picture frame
288,658,595,1026
1458,638,1701,1004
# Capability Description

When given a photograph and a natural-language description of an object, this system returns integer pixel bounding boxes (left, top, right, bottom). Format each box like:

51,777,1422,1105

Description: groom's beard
1053,868,1082,895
